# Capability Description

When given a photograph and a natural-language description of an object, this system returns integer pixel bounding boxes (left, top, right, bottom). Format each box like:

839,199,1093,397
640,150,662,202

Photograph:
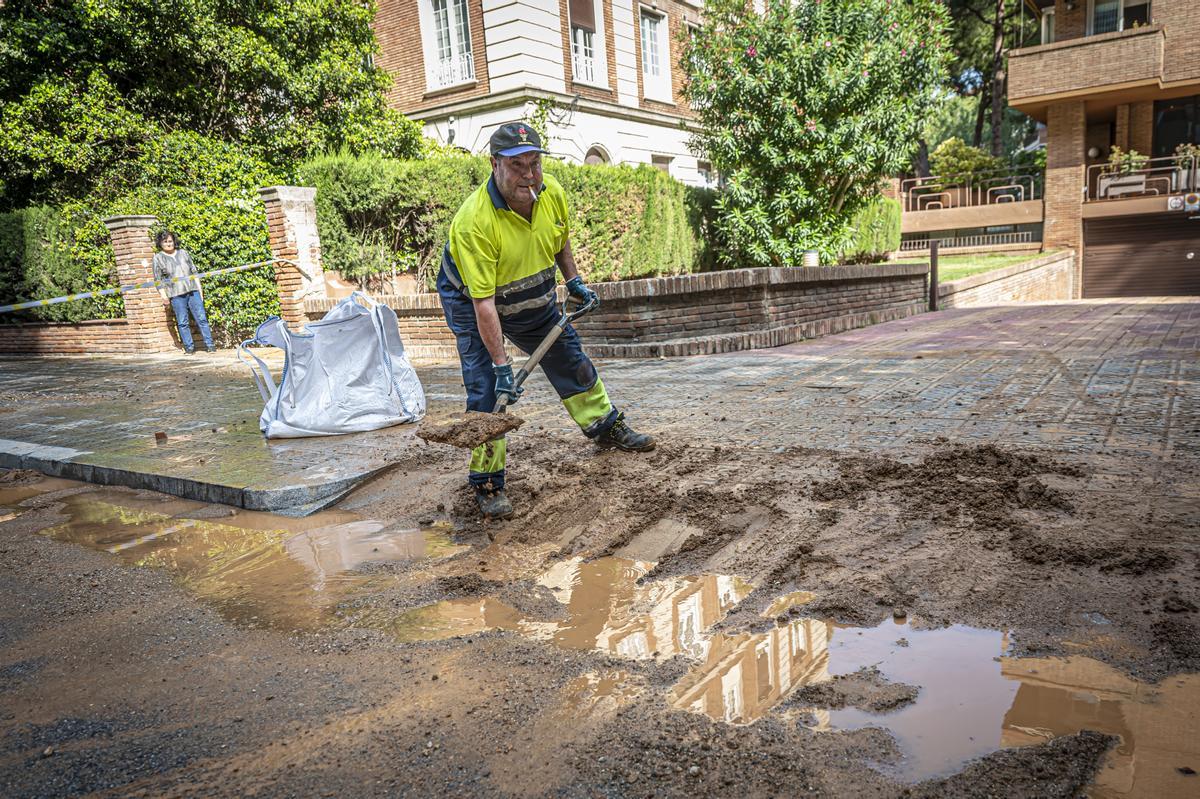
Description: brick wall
305,264,930,361
938,252,1076,309
1160,0,1200,85
0,320,142,355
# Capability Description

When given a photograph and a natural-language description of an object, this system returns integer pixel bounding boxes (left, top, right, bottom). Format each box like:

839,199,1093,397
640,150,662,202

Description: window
640,9,672,102
1088,0,1151,36
651,154,673,173
570,0,598,85
1090,0,1120,34
697,160,716,188
584,146,610,165
1124,1,1150,29
1153,95,1199,159
1041,7,1055,44
423,0,474,90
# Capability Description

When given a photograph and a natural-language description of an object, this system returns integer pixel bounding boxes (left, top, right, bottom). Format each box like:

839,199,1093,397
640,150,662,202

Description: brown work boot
474,486,514,519
596,415,656,452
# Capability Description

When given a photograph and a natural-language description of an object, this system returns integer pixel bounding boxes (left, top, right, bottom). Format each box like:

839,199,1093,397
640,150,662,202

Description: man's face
491,152,542,205
161,235,176,253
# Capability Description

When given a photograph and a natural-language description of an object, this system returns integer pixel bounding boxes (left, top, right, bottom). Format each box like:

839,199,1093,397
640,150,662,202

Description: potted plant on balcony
1175,143,1200,192
927,138,1004,209
1100,147,1150,198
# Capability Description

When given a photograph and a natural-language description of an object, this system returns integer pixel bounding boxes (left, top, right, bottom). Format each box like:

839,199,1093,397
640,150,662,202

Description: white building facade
374,0,716,187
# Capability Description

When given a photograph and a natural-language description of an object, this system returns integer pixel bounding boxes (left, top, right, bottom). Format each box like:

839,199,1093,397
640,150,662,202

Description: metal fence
900,231,1036,252
901,168,1043,213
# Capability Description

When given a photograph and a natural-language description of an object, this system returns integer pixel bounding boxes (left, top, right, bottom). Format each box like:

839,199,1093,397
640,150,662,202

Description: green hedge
0,132,280,341
839,196,901,264
298,152,718,289
0,206,111,321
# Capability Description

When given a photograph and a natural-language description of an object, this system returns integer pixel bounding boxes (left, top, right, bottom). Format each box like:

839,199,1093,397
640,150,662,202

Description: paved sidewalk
1,298,1197,514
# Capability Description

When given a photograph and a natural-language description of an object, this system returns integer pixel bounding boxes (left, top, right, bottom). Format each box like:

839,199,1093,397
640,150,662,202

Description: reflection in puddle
563,670,641,714
30,487,466,631
385,557,755,660
762,589,816,617
390,557,1200,792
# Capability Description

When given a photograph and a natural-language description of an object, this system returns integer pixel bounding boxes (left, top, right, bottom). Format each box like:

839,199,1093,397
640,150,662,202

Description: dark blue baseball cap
489,122,549,157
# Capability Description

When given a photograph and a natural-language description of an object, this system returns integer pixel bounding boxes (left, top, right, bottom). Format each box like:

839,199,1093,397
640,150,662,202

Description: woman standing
153,230,215,354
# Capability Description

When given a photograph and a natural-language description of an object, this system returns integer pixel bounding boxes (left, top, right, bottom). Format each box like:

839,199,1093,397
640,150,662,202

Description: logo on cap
518,127,528,141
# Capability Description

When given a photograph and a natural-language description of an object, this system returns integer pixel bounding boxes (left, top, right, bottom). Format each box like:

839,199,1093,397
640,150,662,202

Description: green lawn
894,252,1051,282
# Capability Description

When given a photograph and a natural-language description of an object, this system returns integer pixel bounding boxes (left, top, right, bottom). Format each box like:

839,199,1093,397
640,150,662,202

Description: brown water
5,475,1198,794
19,483,465,631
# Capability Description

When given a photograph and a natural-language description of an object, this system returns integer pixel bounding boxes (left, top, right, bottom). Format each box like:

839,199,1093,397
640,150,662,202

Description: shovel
493,294,599,413
416,295,600,451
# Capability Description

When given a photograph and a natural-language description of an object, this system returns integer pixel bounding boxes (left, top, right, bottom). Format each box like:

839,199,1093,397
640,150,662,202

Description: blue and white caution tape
0,258,297,315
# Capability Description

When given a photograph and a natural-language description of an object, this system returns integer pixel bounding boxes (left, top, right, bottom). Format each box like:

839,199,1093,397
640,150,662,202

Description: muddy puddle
12,481,466,632
4,474,1198,795
382,555,1200,794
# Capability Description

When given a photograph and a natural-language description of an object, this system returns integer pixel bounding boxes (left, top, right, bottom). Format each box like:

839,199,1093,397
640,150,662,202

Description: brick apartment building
373,0,716,187
1010,0,1200,297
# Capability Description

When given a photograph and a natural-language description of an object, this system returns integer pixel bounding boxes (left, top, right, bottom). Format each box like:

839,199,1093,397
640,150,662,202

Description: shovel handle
491,295,598,413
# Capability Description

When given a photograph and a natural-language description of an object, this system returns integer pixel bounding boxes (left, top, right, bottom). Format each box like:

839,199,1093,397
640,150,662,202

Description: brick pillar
1115,104,1131,151
1129,101,1154,156
103,215,176,352
259,186,323,330
1044,100,1085,297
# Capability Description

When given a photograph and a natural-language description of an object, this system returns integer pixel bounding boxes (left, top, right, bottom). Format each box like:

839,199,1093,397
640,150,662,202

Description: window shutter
569,0,596,33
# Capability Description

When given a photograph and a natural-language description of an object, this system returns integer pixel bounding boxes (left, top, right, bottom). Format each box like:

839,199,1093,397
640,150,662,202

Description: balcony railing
431,52,474,90
901,169,1043,213
573,52,596,84
900,231,1035,252
1084,154,1199,202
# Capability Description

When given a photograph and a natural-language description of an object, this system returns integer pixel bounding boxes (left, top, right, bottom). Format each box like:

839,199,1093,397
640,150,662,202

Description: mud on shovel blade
492,295,599,414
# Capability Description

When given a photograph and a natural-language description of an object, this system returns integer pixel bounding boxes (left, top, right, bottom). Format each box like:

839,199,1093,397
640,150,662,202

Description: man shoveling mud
437,122,655,519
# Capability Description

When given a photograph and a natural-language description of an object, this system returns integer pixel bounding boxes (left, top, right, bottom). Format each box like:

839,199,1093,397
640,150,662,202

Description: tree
943,0,1039,158
683,0,950,266
0,0,423,209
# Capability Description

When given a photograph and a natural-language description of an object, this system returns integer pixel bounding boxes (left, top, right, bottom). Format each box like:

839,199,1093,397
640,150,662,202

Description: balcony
430,52,475,91
1082,153,1199,217
1008,25,1164,118
900,169,1045,235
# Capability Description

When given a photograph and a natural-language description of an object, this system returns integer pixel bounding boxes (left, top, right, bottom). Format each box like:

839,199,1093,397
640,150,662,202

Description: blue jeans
169,290,214,351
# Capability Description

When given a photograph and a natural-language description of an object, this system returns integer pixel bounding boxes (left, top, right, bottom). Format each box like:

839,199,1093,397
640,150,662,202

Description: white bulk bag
238,292,425,438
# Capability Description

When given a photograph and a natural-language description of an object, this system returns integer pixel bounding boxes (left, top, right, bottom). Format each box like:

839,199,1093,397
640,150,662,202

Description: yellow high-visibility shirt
447,173,569,316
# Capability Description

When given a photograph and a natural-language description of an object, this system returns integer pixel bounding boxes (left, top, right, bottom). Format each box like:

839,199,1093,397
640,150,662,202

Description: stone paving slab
1,298,1198,515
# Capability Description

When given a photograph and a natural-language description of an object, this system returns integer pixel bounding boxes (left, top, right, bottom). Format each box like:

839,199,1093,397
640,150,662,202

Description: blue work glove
565,276,599,309
493,361,523,405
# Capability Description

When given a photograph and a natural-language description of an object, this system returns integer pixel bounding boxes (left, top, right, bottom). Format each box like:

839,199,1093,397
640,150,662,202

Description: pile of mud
434,435,1193,677
417,412,525,450
786,665,919,714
